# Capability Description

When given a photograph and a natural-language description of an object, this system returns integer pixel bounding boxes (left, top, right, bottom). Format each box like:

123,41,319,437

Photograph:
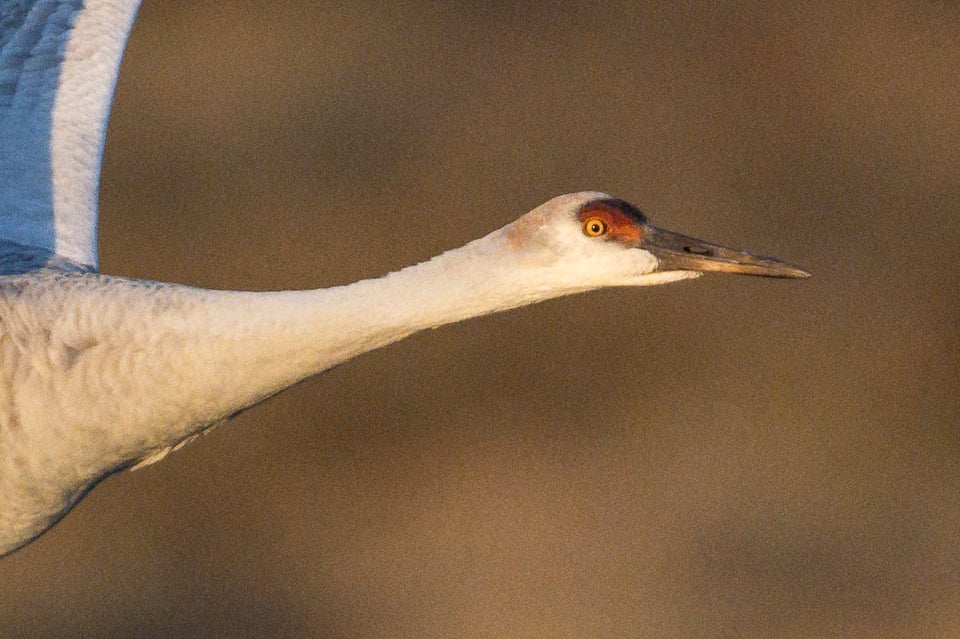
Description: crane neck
318,229,542,348
0,225,572,551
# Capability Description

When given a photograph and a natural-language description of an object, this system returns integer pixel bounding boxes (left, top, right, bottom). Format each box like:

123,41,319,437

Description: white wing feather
0,0,140,273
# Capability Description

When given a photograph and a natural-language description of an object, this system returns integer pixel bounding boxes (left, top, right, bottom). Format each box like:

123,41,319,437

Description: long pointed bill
642,226,811,278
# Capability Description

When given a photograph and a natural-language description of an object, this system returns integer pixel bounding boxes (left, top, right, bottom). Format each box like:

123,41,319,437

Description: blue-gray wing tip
0,240,93,275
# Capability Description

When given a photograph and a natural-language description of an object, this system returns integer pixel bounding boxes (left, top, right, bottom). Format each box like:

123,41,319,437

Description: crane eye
583,217,608,238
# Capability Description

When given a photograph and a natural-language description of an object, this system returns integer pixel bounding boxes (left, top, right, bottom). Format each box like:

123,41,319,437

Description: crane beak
642,225,811,278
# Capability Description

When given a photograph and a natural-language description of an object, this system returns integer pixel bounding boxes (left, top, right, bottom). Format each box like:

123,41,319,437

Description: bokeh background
2,1,959,637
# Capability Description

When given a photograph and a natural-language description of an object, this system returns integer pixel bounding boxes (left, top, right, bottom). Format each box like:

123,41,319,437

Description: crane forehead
504,196,649,249
577,198,649,244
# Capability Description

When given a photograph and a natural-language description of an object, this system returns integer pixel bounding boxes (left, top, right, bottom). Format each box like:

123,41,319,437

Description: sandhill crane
0,1,808,557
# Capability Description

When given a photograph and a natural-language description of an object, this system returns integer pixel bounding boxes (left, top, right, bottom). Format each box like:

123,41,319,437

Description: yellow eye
583,217,608,237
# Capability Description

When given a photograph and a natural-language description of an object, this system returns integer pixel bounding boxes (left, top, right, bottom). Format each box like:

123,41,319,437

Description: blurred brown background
2,1,959,637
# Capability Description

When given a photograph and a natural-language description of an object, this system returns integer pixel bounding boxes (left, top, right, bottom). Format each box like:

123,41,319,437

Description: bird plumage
0,0,139,272
0,2,807,556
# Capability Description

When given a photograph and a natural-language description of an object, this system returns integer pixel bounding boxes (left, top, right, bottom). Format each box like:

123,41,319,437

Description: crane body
0,2,808,557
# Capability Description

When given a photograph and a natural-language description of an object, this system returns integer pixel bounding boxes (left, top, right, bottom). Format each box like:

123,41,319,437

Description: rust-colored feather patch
577,199,648,246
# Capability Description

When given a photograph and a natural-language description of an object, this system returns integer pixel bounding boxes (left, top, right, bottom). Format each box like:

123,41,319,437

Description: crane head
501,192,810,290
